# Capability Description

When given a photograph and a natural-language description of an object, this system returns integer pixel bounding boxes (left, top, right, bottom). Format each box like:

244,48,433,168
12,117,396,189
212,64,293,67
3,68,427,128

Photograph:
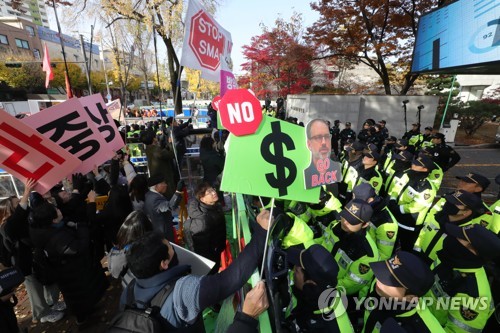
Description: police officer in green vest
489,174,500,235
344,144,383,200
402,123,423,154
286,244,354,332
427,224,500,333
353,183,398,260
380,150,413,197
363,251,444,333
414,190,488,263
324,199,379,296
339,141,366,204
386,155,437,252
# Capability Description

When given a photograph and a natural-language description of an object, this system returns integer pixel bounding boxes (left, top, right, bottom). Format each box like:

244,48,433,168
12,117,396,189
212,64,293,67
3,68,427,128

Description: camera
418,105,425,110
402,100,409,104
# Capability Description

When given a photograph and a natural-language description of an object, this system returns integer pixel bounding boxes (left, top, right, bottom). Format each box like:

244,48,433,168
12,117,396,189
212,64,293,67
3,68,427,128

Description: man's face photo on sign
306,119,331,162
303,119,342,189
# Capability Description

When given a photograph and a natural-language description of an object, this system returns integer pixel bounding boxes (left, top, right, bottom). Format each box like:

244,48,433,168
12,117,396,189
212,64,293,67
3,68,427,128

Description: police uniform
402,123,423,153
427,224,499,333
380,150,413,196
386,155,437,251
363,252,444,333
324,200,379,296
428,133,461,172
286,245,354,333
344,151,383,196
340,123,356,149
414,190,488,263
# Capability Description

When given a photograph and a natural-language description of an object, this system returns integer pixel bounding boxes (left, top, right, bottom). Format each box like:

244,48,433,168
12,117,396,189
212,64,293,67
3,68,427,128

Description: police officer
358,121,372,144
402,123,423,153
386,155,436,252
428,224,500,332
353,183,398,260
428,133,461,172
421,126,434,147
323,199,379,296
413,189,488,263
378,120,389,140
363,252,444,333
340,122,356,150
381,150,413,197
286,245,354,332
330,120,341,156
339,141,366,204
344,145,383,200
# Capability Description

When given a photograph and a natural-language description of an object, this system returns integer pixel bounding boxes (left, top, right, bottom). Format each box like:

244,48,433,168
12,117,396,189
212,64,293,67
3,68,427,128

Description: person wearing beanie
427,224,500,332
386,155,437,252
323,199,379,296
363,252,444,332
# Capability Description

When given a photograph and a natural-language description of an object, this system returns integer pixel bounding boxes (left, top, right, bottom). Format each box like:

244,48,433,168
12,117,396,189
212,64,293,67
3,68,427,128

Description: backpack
107,278,179,333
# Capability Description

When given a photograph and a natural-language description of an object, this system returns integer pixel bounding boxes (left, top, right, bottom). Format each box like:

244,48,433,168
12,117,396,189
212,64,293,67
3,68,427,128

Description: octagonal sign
219,89,263,136
211,95,222,111
189,10,225,71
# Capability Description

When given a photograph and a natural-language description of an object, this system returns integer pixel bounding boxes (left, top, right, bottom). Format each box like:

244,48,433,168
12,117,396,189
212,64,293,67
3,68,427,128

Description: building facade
0,0,49,28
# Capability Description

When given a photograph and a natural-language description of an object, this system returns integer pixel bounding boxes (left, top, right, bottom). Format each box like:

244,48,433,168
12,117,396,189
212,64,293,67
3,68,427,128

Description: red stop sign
211,95,221,111
219,89,263,136
189,10,225,71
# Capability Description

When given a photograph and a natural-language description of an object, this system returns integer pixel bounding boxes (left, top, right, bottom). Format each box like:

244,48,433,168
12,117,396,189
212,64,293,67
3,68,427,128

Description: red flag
65,71,73,99
42,43,53,88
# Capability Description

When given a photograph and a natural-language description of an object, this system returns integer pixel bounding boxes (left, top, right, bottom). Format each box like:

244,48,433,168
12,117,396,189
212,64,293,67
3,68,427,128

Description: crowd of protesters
0,109,499,333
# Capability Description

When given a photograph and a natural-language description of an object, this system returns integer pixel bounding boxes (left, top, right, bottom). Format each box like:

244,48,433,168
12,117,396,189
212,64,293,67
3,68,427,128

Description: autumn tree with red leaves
239,13,314,99
306,0,449,95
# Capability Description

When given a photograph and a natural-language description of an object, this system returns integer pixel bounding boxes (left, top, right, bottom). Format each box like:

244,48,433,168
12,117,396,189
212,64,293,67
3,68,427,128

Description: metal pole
88,22,95,92
79,34,91,93
440,75,457,129
100,38,111,100
51,0,72,92
403,103,408,133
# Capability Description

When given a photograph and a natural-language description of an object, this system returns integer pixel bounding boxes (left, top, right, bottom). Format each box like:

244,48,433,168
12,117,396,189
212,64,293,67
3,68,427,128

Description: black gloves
72,173,85,193
176,180,185,192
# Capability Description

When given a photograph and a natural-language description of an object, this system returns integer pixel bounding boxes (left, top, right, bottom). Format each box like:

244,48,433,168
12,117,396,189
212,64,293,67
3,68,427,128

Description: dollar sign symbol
261,121,297,196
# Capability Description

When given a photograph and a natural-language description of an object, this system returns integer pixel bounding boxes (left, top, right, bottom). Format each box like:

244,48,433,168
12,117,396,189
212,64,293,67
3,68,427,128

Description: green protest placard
221,117,320,203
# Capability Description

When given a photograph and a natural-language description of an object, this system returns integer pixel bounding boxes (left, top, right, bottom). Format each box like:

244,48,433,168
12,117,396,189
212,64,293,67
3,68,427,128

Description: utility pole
80,34,92,94
100,37,111,102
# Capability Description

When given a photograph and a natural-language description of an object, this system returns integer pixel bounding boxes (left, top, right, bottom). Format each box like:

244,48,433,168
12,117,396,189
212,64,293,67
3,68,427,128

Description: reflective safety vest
344,166,383,194
313,292,354,332
390,173,437,227
368,208,398,260
281,213,323,249
325,225,379,296
409,133,424,149
428,163,443,189
427,263,494,333
381,150,394,176
363,281,446,333
488,200,500,235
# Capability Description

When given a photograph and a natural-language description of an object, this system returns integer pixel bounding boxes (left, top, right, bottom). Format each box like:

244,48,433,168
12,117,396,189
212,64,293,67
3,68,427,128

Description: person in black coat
199,136,225,187
29,201,109,325
185,182,227,274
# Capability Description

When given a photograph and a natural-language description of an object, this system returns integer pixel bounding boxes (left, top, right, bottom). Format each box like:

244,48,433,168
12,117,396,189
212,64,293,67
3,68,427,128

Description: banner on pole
181,0,233,82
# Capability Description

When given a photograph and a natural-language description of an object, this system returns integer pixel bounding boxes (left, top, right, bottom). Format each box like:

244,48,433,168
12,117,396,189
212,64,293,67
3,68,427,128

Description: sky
214,0,319,75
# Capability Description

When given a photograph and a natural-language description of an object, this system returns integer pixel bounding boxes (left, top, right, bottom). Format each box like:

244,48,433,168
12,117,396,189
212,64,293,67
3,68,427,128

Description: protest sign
80,94,125,152
23,98,115,175
221,117,320,203
0,110,80,194
171,243,215,276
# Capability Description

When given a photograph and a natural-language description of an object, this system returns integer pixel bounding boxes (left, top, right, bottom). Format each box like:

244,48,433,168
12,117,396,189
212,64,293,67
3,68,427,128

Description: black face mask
434,210,450,225
393,160,410,172
442,202,460,215
406,169,428,179
437,236,483,268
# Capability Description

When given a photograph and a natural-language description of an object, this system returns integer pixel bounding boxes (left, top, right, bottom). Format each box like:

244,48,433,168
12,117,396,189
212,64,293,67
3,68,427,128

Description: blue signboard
37,26,99,55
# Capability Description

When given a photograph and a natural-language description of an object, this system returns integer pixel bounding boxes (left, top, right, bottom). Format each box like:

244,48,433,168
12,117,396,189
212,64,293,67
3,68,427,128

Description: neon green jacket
427,263,494,333
368,207,398,260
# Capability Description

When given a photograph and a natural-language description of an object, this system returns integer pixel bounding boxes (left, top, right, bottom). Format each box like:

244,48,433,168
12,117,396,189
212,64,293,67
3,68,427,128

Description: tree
425,75,460,96
306,0,441,95
132,22,154,105
0,61,45,94
447,100,500,136
241,13,314,99
185,68,219,100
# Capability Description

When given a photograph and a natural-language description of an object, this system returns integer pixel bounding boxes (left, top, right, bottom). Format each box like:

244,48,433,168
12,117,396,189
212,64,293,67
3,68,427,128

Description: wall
286,94,440,139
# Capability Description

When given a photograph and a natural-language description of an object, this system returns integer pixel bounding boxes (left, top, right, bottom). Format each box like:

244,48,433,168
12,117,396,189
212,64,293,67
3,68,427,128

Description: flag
220,55,237,97
42,43,53,88
65,71,73,99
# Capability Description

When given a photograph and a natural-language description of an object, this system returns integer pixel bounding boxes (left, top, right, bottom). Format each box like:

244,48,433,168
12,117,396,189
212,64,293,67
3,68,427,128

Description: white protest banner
106,99,124,121
80,94,125,152
23,98,115,175
0,109,80,194
171,243,215,276
181,0,233,82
